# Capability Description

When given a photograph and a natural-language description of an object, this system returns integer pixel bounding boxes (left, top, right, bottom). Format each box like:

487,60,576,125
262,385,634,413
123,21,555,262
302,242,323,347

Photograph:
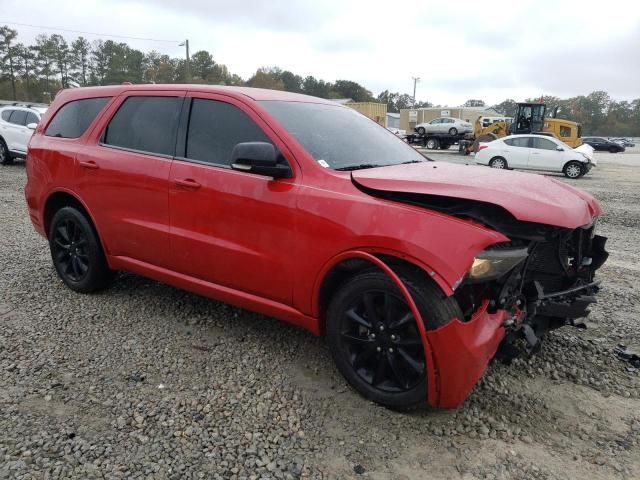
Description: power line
0,20,181,43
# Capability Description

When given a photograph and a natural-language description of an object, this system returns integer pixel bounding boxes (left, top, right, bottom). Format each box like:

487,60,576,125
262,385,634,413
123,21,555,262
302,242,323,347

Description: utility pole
412,76,420,106
179,39,191,82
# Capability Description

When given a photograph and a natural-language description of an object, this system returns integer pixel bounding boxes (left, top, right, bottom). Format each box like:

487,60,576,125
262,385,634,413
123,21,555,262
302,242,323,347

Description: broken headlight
467,247,529,283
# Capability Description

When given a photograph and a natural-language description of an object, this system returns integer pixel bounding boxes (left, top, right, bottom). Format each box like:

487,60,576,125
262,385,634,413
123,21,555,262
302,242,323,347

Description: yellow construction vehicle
461,103,582,154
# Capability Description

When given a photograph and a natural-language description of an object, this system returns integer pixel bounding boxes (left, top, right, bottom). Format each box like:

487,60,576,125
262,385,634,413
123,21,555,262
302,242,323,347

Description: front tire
416,127,426,135
326,268,461,409
448,127,458,136
563,161,584,178
49,207,114,293
489,157,507,169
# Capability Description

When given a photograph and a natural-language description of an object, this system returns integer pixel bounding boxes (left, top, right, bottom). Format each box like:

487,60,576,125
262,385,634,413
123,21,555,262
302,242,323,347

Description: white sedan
474,134,596,179
415,117,473,136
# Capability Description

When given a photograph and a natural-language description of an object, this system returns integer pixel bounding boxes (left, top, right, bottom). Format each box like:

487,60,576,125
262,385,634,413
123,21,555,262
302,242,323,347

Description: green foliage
0,25,638,135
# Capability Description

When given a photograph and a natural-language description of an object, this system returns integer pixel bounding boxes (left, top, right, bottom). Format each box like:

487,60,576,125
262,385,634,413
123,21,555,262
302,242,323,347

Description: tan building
333,99,388,126
400,106,502,133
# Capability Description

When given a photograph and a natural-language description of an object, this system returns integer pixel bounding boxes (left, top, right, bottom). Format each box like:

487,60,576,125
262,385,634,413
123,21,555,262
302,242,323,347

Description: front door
528,137,563,171
168,94,299,305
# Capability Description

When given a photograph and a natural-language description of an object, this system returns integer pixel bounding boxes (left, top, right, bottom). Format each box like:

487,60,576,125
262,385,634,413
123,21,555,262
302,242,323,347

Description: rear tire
49,206,114,293
563,161,584,178
448,127,458,136
489,157,507,169
426,138,440,150
0,138,13,165
326,268,462,409
609,146,618,153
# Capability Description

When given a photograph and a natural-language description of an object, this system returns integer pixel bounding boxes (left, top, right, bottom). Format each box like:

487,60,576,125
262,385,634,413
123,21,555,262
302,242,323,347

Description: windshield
259,101,425,170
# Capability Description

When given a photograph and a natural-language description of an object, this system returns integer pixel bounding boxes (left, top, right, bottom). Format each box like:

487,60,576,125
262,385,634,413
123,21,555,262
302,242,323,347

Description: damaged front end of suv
353,178,608,408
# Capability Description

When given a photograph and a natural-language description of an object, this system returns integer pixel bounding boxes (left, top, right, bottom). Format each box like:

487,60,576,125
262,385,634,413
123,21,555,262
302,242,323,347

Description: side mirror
556,145,564,151
27,122,38,130
231,142,292,179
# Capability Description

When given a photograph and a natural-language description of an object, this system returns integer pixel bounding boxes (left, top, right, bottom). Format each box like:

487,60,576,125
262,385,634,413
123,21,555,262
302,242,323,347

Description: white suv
0,104,47,165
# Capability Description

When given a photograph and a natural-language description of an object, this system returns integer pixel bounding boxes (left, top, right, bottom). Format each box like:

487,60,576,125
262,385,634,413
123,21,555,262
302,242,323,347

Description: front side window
46,97,111,138
103,96,181,156
260,101,425,170
8,110,27,126
429,118,442,124
1,110,12,121
532,137,557,150
185,99,272,166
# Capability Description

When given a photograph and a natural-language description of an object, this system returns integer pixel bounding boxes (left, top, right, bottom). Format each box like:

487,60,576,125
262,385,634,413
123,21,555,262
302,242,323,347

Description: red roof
54,84,335,104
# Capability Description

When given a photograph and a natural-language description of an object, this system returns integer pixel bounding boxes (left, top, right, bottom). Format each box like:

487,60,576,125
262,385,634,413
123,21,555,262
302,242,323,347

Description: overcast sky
1,0,639,106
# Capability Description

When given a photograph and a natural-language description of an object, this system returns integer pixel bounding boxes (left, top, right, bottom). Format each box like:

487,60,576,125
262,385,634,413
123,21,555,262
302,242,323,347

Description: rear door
502,137,531,167
528,137,563,171
168,93,300,304
76,92,185,268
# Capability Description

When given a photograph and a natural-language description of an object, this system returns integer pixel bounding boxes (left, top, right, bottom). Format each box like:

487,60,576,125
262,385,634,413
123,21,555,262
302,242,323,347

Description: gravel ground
1,147,639,479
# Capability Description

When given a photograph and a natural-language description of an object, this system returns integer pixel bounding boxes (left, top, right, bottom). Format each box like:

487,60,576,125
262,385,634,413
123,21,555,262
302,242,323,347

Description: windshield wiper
334,164,383,171
400,160,425,164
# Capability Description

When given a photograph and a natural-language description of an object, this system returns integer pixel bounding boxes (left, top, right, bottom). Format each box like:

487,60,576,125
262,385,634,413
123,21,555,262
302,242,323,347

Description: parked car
0,104,47,164
609,137,635,148
474,134,596,178
582,136,625,153
415,117,473,136
25,85,608,410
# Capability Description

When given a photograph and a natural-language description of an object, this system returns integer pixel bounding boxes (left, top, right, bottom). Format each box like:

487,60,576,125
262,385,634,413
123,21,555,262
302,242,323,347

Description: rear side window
45,97,111,138
504,137,530,148
185,98,271,165
1,110,12,121
103,96,181,156
26,112,39,125
9,110,27,126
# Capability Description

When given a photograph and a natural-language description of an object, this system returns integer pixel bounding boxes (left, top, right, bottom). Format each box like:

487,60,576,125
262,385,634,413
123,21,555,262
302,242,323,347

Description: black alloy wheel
339,290,425,393
327,269,462,409
49,207,114,292
52,217,90,282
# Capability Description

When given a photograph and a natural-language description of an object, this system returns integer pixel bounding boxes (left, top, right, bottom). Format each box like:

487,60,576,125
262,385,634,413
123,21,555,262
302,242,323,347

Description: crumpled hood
575,143,595,163
352,162,602,229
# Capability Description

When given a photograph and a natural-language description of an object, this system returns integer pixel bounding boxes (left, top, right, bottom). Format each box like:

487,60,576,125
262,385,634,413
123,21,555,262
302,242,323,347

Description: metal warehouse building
400,106,502,133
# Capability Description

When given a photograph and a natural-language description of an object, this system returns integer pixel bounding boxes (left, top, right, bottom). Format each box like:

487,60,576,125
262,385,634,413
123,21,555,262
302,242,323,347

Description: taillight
478,145,488,151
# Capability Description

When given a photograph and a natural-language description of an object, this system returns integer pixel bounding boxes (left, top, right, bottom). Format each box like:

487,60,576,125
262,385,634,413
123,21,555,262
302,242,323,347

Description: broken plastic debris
615,345,640,368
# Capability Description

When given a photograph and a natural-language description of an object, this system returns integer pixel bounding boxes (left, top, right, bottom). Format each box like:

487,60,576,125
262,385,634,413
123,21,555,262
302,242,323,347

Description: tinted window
429,118,441,124
532,137,557,150
9,110,27,126
104,96,181,156
260,101,425,170
1,110,12,121
504,137,530,147
185,99,271,165
26,112,39,125
45,97,110,138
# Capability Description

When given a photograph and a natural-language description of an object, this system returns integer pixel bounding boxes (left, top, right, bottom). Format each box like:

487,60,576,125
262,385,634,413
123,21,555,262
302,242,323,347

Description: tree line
1,25,638,135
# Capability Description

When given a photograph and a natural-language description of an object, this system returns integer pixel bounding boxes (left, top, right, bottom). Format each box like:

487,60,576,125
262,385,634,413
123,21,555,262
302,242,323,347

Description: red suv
25,85,608,410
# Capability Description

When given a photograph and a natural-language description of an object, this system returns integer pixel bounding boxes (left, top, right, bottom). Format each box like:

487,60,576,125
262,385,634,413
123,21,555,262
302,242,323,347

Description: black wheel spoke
54,238,70,249
71,257,81,279
353,344,377,371
397,348,424,375
397,338,423,347
371,355,387,386
389,311,413,330
363,292,378,324
387,353,407,389
341,332,374,346
57,225,70,242
76,256,89,274
345,308,371,329
383,292,395,324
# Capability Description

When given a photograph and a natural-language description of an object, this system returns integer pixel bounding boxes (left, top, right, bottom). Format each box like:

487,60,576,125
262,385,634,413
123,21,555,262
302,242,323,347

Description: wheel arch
43,190,110,256
313,249,442,406
313,250,451,335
